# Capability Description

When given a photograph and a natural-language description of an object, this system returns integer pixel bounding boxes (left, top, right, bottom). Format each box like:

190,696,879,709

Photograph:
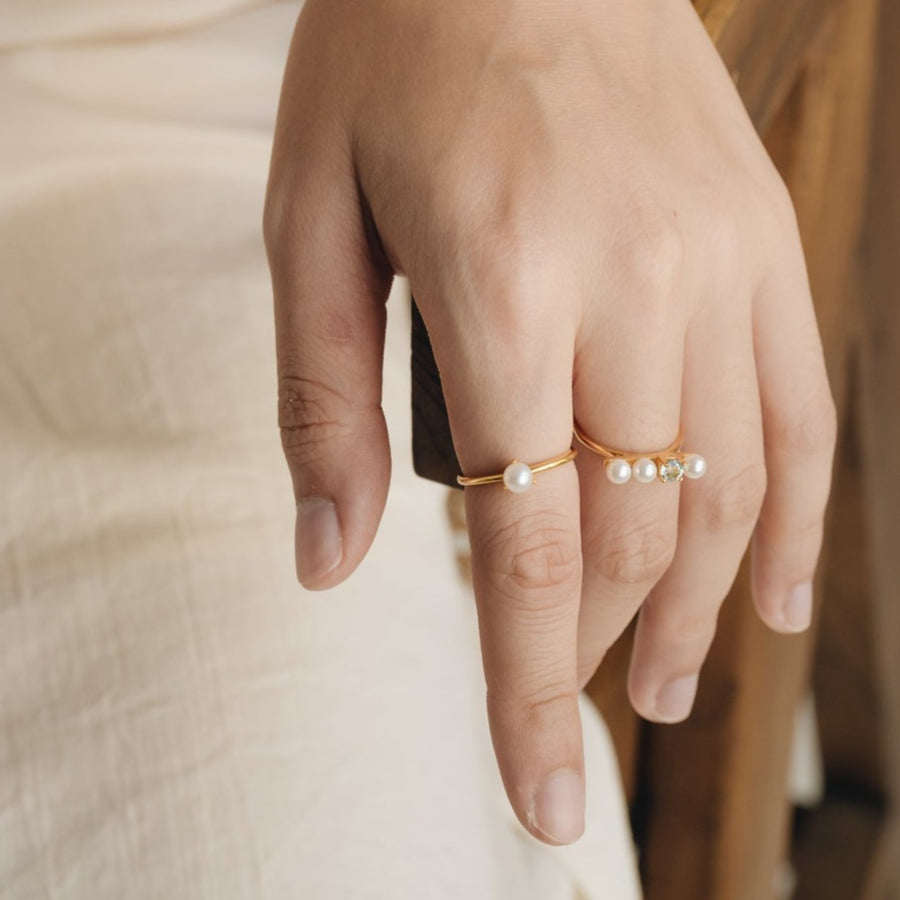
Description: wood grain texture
793,796,886,900
713,0,840,134
809,398,883,797
856,0,900,819
693,0,742,42
638,0,881,896
847,0,900,892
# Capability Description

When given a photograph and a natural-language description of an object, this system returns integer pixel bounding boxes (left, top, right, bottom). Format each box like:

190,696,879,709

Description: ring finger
627,299,765,721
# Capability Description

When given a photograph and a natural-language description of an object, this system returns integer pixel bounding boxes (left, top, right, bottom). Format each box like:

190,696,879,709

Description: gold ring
573,420,707,485
457,447,578,493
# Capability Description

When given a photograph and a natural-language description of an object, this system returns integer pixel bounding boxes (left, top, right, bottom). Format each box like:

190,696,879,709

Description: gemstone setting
658,457,686,483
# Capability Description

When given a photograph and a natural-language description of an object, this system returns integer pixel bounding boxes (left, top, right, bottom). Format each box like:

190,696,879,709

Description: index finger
433,293,586,846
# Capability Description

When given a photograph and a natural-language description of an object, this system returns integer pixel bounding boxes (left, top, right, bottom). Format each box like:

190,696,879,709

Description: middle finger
574,301,685,688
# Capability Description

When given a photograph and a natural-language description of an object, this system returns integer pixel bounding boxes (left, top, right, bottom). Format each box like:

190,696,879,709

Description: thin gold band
457,447,578,488
572,420,685,461
573,419,706,485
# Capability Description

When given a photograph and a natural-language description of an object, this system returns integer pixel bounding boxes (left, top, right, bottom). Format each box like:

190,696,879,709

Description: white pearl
503,461,533,493
684,453,708,480
606,459,633,485
632,458,658,483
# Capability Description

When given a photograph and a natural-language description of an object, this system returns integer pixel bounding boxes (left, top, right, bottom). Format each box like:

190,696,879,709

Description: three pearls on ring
605,453,707,485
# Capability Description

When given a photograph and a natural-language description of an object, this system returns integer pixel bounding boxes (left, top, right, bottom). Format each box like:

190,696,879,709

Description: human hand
264,0,836,845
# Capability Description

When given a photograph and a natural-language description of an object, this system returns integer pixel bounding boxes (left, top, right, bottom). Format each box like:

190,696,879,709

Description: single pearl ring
456,447,578,493
573,420,707,485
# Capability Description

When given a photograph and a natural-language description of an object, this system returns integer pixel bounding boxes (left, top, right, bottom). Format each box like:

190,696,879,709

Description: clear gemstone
658,458,685,483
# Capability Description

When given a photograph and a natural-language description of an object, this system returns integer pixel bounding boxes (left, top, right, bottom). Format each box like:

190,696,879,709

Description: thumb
264,137,393,589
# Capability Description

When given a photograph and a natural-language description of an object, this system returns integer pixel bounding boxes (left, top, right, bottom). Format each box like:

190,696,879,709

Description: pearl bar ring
457,447,578,492
573,420,706,485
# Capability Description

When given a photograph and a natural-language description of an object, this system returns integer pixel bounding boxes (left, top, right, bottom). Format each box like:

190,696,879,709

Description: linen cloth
0,2,642,897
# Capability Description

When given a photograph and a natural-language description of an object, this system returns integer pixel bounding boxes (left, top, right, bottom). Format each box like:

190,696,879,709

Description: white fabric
0,3,641,897
0,0,268,47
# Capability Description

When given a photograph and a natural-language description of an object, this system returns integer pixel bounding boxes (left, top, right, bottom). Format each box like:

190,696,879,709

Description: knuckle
506,529,581,596
759,507,824,556
615,216,685,309
484,516,581,602
588,520,676,586
744,162,794,223
764,171,799,228
433,167,575,358
489,680,577,731
754,175,802,255
440,132,547,236
460,230,560,332
471,236,539,317
277,372,350,466
643,598,718,652
669,613,718,655
519,682,578,725
786,518,826,559
704,461,768,532
778,393,839,459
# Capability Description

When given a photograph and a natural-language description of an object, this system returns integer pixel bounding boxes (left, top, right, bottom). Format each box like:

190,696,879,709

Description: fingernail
654,673,699,722
782,581,813,632
295,498,342,585
529,768,585,844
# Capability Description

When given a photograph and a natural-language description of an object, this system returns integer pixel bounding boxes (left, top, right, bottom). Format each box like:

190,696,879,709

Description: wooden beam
712,0,841,134
638,0,881,895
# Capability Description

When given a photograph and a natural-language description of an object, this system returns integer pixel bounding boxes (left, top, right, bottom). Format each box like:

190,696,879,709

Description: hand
264,0,836,845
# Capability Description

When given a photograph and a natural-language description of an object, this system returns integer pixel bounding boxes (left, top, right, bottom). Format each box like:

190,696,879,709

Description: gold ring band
572,421,685,459
457,447,578,492
573,420,706,485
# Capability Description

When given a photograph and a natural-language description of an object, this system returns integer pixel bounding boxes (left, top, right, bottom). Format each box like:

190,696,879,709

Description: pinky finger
751,258,838,633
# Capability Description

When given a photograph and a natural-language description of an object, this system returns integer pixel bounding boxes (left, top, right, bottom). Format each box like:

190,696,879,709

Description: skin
264,0,837,846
